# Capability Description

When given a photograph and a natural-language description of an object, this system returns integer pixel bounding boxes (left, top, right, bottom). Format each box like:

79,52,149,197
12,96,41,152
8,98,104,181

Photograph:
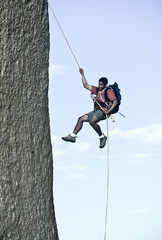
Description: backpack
106,82,122,105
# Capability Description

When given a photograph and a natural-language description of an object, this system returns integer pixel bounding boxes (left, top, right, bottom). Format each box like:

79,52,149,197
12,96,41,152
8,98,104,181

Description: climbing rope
48,2,110,239
47,1,80,68
104,115,109,240
90,94,110,240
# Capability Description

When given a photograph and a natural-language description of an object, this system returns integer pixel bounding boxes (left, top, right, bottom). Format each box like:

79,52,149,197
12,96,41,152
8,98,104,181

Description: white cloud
131,208,150,214
97,151,156,165
55,163,86,171
53,149,67,157
110,123,162,144
51,134,91,157
70,173,85,179
54,162,87,180
69,142,91,152
53,142,91,157
51,134,62,143
49,64,69,79
119,151,155,164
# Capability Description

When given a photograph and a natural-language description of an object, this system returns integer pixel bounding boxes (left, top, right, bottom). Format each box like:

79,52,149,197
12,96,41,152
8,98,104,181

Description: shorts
86,109,106,122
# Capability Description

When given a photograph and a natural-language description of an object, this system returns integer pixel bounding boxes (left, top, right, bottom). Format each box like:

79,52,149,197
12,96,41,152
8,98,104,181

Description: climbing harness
48,2,114,239
91,93,115,122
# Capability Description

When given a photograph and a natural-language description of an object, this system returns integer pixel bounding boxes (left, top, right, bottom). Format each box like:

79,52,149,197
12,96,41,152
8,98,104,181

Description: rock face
0,1,59,239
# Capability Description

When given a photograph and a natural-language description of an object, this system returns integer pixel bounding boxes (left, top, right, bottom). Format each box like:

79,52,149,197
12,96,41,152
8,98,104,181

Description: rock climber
62,68,119,148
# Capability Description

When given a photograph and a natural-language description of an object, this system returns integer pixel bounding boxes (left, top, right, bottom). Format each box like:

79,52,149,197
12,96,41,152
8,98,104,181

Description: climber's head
98,77,108,90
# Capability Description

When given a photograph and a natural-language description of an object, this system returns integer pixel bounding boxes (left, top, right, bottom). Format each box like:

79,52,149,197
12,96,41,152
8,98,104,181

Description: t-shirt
91,86,117,111
92,86,117,102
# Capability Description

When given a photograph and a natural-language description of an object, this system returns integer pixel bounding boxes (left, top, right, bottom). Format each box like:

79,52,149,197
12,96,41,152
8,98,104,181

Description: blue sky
48,1,162,240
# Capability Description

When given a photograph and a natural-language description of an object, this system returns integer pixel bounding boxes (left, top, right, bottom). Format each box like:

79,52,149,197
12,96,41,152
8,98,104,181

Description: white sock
99,133,104,139
71,133,76,137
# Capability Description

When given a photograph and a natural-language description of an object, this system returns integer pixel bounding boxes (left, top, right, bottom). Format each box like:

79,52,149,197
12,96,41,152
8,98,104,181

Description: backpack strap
104,87,111,103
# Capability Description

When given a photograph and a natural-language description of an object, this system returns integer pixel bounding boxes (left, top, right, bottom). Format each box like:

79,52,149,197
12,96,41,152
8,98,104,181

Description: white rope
48,2,110,239
104,115,109,240
90,93,111,240
47,1,80,68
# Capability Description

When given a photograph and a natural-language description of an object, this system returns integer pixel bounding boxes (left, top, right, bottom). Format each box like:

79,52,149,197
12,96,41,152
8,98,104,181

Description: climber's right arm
79,68,92,91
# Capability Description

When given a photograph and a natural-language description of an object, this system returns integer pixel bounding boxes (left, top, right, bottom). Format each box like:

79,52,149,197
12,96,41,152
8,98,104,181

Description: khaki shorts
86,109,106,122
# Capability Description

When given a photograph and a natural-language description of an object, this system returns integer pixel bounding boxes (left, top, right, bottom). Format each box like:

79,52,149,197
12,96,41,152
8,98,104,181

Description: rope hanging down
90,95,110,240
104,115,109,240
48,2,110,239
48,1,80,68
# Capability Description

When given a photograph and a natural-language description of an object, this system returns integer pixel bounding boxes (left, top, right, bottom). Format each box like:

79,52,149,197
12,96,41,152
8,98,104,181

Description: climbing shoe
62,134,76,143
99,135,107,148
